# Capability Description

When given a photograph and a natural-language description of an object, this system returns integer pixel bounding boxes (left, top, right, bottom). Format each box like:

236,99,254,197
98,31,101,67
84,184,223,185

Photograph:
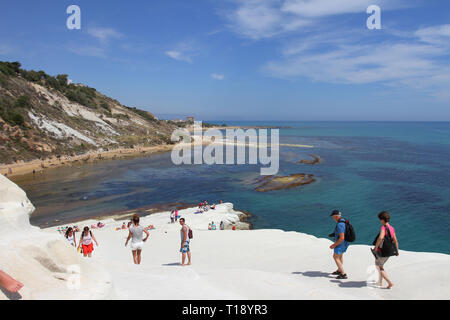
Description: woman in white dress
125,214,150,265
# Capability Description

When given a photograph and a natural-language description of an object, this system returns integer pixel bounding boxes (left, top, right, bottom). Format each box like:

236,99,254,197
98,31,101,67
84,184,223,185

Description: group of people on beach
196,201,217,214
328,209,399,289
0,204,399,297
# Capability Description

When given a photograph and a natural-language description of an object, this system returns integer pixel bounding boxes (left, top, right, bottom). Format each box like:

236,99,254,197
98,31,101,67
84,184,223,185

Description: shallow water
14,121,450,254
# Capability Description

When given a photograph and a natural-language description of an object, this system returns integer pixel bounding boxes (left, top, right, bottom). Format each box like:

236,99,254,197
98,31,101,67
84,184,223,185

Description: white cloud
165,41,200,63
211,73,225,80
226,0,310,39
165,50,193,63
263,25,450,99
281,0,380,17
225,0,413,39
416,24,450,45
87,27,123,44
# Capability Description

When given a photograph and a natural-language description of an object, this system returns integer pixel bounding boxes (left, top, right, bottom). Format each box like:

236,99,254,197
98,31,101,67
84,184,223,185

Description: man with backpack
329,210,354,279
179,218,192,266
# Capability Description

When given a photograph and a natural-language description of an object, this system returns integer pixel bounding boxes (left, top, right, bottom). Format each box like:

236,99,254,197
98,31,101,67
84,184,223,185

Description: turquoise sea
14,122,450,254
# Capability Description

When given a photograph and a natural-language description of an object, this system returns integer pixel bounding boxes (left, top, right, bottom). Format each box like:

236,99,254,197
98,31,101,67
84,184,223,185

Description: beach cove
1,174,449,300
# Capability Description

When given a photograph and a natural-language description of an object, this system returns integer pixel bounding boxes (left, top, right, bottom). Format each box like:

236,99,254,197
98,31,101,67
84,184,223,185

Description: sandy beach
1,174,449,300
0,144,177,178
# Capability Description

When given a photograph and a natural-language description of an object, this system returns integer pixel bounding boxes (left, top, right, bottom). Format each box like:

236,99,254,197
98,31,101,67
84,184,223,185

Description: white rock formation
0,175,113,300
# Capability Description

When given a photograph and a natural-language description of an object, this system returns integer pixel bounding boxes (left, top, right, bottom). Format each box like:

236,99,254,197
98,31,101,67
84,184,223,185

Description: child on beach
65,227,76,247
211,222,216,230
170,211,175,223
78,227,99,258
125,214,150,265
372,211,399,289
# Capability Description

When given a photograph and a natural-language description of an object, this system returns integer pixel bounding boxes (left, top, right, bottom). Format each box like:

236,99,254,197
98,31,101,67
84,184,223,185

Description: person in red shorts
78,226,99,257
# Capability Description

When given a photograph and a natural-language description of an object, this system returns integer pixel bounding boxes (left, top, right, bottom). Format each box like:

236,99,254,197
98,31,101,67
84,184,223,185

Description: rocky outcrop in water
297,154,322,165
254,174,316,192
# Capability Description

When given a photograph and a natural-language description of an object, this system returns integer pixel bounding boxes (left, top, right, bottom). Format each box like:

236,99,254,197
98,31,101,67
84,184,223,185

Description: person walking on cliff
329,210,349,279
125,214,149,265
371,211,399,289
179,218,192,266
78,226,99,258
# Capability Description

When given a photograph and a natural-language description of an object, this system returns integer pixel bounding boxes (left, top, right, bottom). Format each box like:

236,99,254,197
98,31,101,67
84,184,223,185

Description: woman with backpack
78,226,99,258
372,211,399,289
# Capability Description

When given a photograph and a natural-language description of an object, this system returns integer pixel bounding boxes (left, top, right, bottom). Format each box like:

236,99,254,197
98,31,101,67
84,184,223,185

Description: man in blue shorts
329,210,349,279
179,218,191,266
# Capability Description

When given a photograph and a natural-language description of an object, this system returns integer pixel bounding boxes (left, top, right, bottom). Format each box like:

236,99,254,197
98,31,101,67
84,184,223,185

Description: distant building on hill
186,116,194,122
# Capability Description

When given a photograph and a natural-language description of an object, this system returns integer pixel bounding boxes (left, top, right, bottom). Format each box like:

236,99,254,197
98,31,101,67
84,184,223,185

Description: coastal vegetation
0,61,181,164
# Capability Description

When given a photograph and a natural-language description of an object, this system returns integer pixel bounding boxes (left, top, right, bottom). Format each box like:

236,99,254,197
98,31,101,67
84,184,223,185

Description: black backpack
374,225,397,257
338,219,356,242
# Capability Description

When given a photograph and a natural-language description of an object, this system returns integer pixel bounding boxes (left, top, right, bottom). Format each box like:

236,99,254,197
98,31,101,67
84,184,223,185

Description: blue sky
0,0,449,121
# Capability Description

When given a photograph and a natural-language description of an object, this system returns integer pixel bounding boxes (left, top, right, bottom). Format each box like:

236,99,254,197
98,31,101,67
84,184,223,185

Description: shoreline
0,144,176,179
35,201,253,230
1,125,287,179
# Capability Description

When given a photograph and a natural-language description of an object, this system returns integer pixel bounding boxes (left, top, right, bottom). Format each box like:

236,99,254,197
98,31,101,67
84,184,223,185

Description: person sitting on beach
65,227,77,247
78,227,99,258
125,214,149,265
97,222,105,228
211,204,216,210
372,211,399,289
121,222,127,230
211,222,216,230
220,221,224,230
0,268,23,294
199,202,203,209
208,223,212,230
179,218,192,266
